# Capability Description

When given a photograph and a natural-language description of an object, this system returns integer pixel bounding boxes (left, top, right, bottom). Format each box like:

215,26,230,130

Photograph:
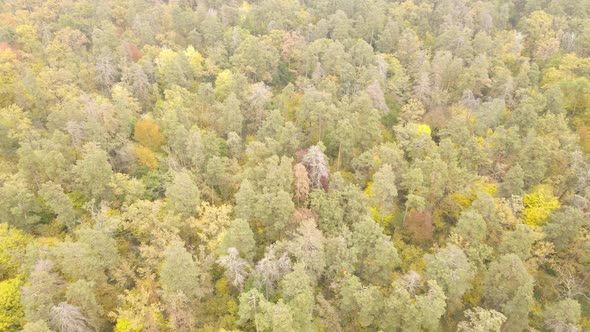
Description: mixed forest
1,0,590,331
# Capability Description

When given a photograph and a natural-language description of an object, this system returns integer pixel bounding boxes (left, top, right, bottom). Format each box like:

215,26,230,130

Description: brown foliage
403,209,434,243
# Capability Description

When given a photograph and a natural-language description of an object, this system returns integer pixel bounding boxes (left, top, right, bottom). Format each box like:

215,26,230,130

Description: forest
1,0,590,331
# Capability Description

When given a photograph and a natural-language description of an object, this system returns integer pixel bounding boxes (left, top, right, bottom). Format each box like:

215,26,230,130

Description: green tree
498,224,536,261
65,280,104,331
369,164,398,225
339,273,383,329
543,299,581,332
425,244,475,303
165,170,200,218
381,279,447,331
483,254,534,332
218,218,256,261
285,219,326,280
457,307,506,332
280,264,315,331
53,227,119,282
231,35,280,82
352,216,400,285
71,143,113,203
160,242,210,301
39,182,76,231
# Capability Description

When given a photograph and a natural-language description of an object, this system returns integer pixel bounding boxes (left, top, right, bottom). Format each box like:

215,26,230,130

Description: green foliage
165,169,200,218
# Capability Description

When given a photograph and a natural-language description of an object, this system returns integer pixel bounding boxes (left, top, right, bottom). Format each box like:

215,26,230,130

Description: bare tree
255,245,291,298
217,247,251,290
302,145,329,190
95,51,118,91
49,302,92,332
553,266,589,300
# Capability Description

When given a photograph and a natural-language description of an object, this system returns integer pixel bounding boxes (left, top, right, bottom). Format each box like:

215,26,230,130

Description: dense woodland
1,0,590,331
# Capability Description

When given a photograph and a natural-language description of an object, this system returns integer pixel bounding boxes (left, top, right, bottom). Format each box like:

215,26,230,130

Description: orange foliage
124,42,142,62
133,119,164,150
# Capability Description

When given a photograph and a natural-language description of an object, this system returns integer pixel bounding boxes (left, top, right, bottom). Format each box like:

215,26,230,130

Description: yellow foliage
463,274,483,307
114,318,141,332
369,206,394,227
451,181,497,208
417,123,431,135
450,192,474,209
214,69,234,99
0,224,30,280
364,182,373,197
184,46,204,76
522,185,560,226
0,278,23,332
133,119,164,150
372,154,381,166
134,144,158,169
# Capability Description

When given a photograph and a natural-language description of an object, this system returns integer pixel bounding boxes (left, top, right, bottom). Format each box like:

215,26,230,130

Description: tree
425,244,475,304
254,245,291,298
165,170,200,218
218,218,256,261
285,219,326,280
381,279,447,331
95,50,118,91
0,224,30,279
544,207,584,252
234,179,257,222
48,302,92,332
113,285,165,332
22,320,54,332
522,185,560,226
454,210,488,245
543,299,581,332
339,274,383,329
457,307,506,332
39,182,76,231
254,188,295,241
155,49,190,90
0,173,41,230
21,260,65,324
133,118,164,150
247,82,272,131
71,143,113,203
369,164,398,225
293,163,310,206
217,248,251,290
237,288,295,332
65,280,104,331
279,264,315,331
498,224,537,261
53,227,119,282
0,278,24,332
483,254,534,332
352,216,400,285
302,145,329,190
231,35,279,82
160,242,209,301
162,291,196,332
